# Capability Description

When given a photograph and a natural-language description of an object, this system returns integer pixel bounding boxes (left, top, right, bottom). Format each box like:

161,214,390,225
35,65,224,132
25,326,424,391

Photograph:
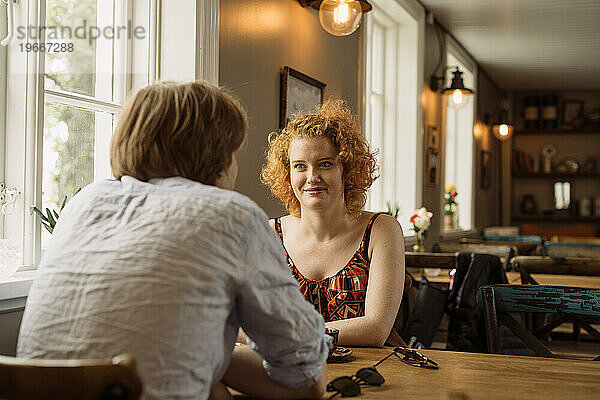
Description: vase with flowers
410,207,433,253
444,184,458,230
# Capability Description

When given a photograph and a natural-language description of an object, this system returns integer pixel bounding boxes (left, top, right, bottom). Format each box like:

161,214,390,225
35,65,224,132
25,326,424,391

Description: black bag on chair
401,276,448,349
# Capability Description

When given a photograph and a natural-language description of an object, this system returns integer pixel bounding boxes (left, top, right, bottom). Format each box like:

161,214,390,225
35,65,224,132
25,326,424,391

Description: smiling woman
263,99,377,217
288,136,345,211
261,100,406,347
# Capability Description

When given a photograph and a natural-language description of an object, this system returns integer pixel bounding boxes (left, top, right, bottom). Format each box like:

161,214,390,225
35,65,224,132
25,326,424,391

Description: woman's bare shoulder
359,211,401,230
370,213,405,244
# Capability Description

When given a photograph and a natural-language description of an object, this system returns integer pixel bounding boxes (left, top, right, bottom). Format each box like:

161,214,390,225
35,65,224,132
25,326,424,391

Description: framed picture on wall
426,125,439,149
480,150,491,189
561,100,584,128
280,66,326,129
425,149,439,187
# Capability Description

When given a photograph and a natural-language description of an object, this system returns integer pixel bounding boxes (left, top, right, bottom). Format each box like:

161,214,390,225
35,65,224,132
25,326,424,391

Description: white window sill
0,272,34,313
0,239,33,304
0,269,35,295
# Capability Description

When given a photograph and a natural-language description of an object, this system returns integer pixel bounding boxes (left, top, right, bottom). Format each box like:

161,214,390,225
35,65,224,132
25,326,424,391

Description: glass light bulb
334,2,350,24
319,0,362,36
447,89,471,110
492,122,513,141
452,90,463,105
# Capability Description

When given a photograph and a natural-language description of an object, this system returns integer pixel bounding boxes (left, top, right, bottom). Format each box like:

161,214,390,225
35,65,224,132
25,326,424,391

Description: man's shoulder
178,184,269,229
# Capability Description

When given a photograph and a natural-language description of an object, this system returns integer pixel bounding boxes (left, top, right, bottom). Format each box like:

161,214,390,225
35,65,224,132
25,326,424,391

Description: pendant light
298,0,373,37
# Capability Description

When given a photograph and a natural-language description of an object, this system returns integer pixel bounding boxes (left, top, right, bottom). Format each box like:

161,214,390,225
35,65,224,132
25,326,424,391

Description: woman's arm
326,214,405,346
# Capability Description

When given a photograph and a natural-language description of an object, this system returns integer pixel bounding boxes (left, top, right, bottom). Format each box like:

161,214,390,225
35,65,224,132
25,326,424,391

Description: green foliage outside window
44,0,97,208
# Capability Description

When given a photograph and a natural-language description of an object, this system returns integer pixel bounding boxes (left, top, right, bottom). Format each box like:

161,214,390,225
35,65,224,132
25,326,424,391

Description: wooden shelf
515,129,600,136
512,173,600,179
512,214,600,222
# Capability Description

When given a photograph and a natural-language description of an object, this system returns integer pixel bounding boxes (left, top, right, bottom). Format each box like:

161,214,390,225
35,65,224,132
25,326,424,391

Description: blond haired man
17,81,329,400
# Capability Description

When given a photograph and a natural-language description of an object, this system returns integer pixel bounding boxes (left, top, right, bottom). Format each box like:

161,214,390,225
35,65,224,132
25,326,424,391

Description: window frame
362,0,425,237
39,0,130,255
440,34,478,236
34,0,132,266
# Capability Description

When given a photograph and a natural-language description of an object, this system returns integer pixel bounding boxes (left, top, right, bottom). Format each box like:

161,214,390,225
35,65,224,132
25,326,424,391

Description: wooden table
410,270,600,290
461,238,538,255
405,252,456,268
507,271,600,289
409,268,452,284
323,347,600,399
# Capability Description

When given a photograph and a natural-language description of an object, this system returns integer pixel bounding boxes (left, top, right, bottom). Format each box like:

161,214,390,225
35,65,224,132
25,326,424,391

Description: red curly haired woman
262,99,405,347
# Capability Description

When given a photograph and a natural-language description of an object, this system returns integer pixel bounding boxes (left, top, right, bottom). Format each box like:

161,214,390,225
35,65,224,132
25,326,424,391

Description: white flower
410,207,433,233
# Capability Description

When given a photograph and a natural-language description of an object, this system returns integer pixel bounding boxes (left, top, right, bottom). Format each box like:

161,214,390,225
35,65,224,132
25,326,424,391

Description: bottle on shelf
580,197,592,217
520,194,538,214
524,95,540,130
542,94,558,129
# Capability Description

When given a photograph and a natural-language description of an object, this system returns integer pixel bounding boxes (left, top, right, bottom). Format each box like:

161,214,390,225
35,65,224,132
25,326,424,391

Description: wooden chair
512,256,600,278
437,242,517,271
512,255,600,341
478,284,600,359
389,273,414,347
462,237,539,256
0,353,142,400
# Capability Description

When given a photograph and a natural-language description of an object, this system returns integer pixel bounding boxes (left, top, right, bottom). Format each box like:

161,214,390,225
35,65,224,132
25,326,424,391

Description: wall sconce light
297,0,372,36
430,67,474,109
492,101,514,141
428,21,474,109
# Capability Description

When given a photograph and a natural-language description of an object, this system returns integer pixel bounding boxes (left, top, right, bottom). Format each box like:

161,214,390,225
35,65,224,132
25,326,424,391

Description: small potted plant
30,195,68,234
444,184,458,230
410,207,433,253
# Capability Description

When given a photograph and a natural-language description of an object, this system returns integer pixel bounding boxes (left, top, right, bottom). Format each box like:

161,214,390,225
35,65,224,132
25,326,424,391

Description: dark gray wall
0,309,23,356
475,70,503,229
421,22,444,247
219,0,360,217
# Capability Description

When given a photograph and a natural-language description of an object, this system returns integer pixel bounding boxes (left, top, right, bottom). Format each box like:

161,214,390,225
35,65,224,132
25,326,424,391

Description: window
2,0,153,270
41,0,130,249
2,0,218,277
442,42,477,232
363,0,424,236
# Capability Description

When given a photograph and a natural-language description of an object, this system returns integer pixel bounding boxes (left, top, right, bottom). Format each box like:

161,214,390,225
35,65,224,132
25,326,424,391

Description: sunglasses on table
327,347,438,398
377,346,439,369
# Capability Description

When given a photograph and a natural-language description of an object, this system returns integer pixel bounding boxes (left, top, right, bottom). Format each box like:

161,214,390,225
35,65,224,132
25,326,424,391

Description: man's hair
110,80,247,185
261,99,378,217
